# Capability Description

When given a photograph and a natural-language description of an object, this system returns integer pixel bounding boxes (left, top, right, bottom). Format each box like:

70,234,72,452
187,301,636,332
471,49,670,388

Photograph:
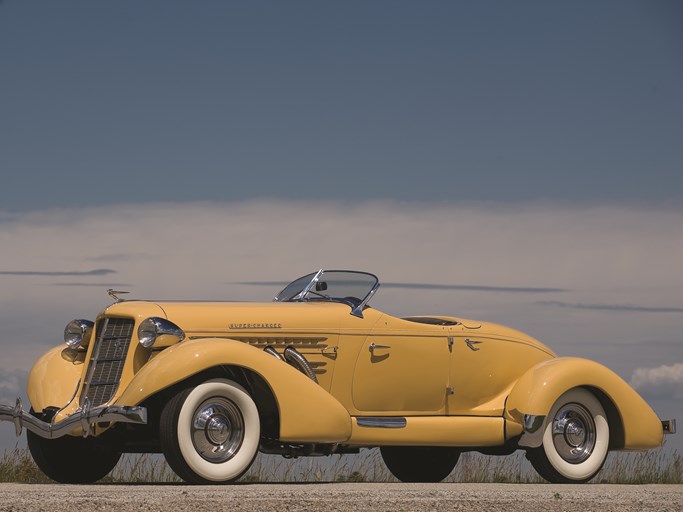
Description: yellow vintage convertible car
0,270,675,484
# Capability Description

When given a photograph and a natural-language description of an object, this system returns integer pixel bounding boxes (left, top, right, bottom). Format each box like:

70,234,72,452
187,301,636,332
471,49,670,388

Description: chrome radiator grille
80,317,134,407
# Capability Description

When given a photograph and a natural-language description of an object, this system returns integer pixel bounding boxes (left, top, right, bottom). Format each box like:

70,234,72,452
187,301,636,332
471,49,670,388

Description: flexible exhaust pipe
284,345,318,383
263,345,284,361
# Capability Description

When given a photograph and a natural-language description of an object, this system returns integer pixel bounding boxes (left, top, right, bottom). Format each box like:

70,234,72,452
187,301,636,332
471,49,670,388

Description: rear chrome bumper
662,419,676,435
0,397,147,439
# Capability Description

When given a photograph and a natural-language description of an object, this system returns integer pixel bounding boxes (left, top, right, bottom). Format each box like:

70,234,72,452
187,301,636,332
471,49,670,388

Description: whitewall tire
160,379,260,484
528,387,609,483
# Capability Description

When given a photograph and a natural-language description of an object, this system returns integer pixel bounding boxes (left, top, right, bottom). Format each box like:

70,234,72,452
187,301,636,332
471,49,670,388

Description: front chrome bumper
0,397,147,439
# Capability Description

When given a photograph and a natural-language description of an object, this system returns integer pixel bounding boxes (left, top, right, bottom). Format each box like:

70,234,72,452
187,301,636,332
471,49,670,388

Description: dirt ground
1,482,682,512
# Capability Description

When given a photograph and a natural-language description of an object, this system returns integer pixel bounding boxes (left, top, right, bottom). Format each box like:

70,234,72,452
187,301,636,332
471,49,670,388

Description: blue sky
1,0,682,208
0,1,682,457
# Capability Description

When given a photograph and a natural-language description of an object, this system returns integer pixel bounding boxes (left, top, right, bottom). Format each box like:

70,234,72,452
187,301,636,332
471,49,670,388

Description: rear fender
116,338,351,443
506,357,663,450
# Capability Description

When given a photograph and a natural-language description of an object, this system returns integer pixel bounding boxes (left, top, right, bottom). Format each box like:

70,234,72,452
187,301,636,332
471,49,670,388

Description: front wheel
27,430,121,483
160,379,260,484
380,446,460,482
527,387,609,483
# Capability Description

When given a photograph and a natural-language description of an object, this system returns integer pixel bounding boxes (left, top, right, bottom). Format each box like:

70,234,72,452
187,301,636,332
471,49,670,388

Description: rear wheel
380,446,460,482
160,379,260,484
527,388,609,483
27,429,121,483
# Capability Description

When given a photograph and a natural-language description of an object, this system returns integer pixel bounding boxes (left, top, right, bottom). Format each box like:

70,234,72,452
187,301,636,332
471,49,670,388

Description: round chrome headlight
138,317,185,348
64,319,94,349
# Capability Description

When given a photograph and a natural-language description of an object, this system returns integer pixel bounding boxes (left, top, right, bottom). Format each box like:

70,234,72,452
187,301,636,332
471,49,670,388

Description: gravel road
1,483,682,512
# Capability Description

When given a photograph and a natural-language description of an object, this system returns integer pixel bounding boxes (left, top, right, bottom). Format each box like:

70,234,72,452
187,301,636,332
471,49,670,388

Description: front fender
116,338,351,443
27,345,84,412
506,357,663,450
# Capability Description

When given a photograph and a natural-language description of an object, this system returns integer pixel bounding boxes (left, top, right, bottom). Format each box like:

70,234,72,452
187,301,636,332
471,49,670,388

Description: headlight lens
64,319,94,349
138,317,185,348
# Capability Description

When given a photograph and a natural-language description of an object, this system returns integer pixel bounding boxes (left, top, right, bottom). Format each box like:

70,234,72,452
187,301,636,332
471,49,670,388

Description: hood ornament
107,289,130,303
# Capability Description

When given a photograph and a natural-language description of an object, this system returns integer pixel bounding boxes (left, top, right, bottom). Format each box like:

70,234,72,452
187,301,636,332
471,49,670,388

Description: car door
351,328,451,414
446,330,552,416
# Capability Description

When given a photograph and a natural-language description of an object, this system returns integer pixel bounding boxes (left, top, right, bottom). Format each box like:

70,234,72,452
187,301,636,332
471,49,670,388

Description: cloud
1,201,682,290
631,363,683,400
0,269,116,276
537,301,683,313
238,281,567,293
48,283,131,287
376,282,566,293
85,253,149,263
0,200,681,314
0,368,26,405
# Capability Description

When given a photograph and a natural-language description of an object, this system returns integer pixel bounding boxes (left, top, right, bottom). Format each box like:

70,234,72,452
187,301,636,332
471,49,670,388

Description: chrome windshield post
351,281,381,318
293,269,324,301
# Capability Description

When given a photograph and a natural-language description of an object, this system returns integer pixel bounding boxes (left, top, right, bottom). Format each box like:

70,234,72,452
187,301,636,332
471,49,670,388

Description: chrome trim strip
0,397,147,439
53,379,82,425
356,417,407,429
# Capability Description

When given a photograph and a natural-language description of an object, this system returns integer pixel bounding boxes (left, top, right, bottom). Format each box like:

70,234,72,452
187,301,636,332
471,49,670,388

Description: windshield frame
274,269,380,318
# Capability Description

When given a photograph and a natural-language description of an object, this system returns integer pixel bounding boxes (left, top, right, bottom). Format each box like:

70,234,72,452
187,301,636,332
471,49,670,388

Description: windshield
274,270,380,316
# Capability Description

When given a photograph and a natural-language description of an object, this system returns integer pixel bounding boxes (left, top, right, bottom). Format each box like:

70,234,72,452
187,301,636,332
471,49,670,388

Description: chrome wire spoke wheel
551,403,596,464
191,397,245,463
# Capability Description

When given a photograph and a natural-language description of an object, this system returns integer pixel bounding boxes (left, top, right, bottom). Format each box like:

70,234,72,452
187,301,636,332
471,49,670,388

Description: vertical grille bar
80,318,134,407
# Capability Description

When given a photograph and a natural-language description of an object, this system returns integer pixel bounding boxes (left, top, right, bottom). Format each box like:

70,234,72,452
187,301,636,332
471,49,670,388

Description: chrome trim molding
662,419,676,434
518,414,546,448
0,397,147,439
356,417,407,429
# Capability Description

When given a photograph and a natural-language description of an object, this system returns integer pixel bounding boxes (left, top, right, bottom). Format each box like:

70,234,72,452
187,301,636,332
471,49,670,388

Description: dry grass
1,447,681,484
0,447,51,484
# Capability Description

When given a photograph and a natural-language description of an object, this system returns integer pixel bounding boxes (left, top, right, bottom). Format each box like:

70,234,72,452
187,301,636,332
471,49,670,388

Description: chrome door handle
369,342,391,354
465,339,482,351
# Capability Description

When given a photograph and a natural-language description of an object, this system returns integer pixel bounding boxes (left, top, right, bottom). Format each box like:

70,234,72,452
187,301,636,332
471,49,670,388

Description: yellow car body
1,270,674,484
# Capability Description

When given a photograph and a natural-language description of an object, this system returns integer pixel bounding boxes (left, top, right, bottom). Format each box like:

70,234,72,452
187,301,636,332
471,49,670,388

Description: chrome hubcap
191,397,244,463
551,402,596,464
